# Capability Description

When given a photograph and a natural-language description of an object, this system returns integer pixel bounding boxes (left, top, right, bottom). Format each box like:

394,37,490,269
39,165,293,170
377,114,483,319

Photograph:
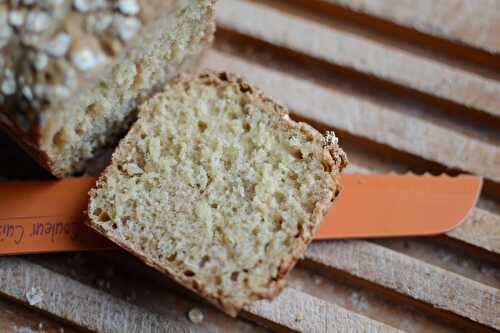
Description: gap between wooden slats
0,257,401,333
216,0,500,120
202,50,500,184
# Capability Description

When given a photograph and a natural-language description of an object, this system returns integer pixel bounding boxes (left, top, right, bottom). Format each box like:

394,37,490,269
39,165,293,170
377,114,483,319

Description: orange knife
0,174,482,255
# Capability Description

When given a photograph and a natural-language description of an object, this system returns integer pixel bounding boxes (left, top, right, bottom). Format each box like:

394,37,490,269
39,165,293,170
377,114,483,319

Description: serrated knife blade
316,174,482,239
0,174,482,254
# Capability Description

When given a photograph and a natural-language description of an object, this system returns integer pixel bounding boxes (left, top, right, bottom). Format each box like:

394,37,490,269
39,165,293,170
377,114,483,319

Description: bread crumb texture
88,72,346,315
45,0,215,176
0,0,216,177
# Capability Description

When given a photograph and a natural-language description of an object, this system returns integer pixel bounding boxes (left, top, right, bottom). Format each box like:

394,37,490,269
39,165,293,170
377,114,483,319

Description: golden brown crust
87,70,347,317
0,114,63,177
0,0,217,178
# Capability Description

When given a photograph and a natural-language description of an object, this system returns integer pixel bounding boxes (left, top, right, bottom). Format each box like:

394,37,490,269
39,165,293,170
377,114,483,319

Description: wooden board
0,0,499,332
316,0,500,55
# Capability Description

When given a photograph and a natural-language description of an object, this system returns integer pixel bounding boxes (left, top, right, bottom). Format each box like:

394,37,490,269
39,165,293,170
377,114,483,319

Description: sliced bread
0,0,216,177
87,72,347,316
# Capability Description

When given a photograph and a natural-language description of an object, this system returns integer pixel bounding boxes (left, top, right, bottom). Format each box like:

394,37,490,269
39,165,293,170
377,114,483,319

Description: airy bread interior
88,72,345,315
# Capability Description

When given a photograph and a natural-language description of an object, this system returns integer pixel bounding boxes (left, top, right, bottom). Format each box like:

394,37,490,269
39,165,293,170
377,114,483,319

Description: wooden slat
244,288,402,333
0,257,400,333
0,298,80,333
216,0,500,118
447,208,500,255
0,257,197,333
305,241,500,330
320,0,500,55
344,163,500,256
203,50,500,183
286,267,458,333
27,254,271,333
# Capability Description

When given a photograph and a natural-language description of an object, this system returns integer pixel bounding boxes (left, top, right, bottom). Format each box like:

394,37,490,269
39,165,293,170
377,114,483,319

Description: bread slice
0,0,216,177
87,72,347,316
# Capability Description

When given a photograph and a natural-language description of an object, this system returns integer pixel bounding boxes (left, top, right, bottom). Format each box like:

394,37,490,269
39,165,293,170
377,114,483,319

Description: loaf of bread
87,72,347,316
0,0,216,177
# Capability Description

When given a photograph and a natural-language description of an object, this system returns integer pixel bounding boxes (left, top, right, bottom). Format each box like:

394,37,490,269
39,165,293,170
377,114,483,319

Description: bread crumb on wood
12,325,43,333
26,286,44,306
188,308,204,324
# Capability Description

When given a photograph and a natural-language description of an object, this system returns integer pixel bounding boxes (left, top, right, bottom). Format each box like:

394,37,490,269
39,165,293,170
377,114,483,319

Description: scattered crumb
350,291,369,311
399,319,415,332
37,323,44,330
13,325,42,333
26,287,44,306
295,313,304,322
188,308,204,324
312,274,323,285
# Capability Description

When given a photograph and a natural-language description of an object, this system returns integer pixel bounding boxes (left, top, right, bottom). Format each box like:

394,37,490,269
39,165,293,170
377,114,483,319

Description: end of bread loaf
38,0,216,176
87,71,347,316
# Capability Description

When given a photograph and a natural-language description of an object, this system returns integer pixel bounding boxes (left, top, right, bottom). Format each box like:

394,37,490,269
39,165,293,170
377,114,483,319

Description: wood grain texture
216,0,500,118
28,252,273,333
0,257,197,333
203,50,500,182
320,0,500,55
244,288,403,333
447,208,500,255
305,241,500,330
98,252,402,333
0,298,81,333
287,268,461,333
0,255,399,333
0,1,498,332
344,163,500,256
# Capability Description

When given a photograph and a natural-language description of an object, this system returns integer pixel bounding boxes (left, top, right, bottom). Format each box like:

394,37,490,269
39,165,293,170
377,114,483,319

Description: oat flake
71,48,103,71
112,15,141,40
1,77,16,95
43,33,72,57
8,10,25,27
33,52,49,70
25,11,51,32
117,0,140,16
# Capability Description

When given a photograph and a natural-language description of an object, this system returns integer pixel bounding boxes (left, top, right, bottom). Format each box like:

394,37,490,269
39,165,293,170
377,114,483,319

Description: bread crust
0,113,62,177
0,0,216,177
87,71,347,316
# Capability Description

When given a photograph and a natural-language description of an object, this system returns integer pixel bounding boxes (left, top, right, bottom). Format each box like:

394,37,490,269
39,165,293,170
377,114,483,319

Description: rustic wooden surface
317,0,500,56
0,0,499,332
